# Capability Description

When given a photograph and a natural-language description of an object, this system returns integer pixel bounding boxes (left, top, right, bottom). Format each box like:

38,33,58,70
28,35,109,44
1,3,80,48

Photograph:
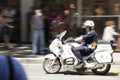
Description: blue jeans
72,46,93,62
32,29,45,54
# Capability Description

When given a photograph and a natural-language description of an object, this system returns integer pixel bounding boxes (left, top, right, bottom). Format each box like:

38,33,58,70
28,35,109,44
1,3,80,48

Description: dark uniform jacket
81,29,97,49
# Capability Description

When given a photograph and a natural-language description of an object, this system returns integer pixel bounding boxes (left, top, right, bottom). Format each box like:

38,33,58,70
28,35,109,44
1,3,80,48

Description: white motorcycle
43,31,114,75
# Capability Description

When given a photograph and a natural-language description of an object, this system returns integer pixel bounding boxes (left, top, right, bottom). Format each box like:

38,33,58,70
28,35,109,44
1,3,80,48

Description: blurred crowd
0,3,120,52
0,5,70,54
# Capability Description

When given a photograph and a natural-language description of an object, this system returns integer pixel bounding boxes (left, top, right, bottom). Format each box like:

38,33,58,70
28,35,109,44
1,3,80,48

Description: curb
15,56,44,64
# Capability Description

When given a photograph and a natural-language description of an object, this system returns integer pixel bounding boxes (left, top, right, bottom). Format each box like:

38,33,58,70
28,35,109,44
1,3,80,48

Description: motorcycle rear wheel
43,58,61,74
92,64,111,75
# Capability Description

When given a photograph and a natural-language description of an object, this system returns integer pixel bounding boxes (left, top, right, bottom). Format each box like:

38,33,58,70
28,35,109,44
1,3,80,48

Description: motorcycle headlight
57,42,62,47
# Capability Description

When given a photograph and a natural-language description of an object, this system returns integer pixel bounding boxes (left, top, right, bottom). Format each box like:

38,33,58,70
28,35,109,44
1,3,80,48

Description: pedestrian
50,14,68,36
44,15,52,46
31,9,45,55
102,20,119,42
26,7,34,43
0,8,14,49
0,17,4,42
3,5,16,43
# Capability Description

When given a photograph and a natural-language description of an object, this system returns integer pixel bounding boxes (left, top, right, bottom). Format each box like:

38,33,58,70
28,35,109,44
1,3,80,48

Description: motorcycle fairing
94,50,113,63
61,44,78,65
44,54,56,59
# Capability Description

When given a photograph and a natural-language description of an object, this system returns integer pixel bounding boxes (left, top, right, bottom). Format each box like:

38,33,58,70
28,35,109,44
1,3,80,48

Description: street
22,63,120,80
0,43,120,80
1,0,120,80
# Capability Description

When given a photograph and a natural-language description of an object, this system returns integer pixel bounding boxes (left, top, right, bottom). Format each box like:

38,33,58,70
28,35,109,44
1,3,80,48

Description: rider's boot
74,60,84,69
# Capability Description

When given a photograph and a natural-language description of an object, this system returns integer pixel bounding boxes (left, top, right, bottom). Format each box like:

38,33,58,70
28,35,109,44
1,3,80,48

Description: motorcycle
43,31,114,75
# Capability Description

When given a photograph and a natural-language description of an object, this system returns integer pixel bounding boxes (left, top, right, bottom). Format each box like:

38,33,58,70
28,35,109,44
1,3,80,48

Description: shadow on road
55,71,118,76
0,43,48,58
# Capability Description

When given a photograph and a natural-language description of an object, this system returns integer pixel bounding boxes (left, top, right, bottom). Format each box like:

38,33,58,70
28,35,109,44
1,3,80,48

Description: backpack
0,55,28,80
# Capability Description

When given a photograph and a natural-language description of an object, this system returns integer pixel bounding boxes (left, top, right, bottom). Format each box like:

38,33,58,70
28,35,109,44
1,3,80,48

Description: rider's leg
72,46,84,64
72,46,93,66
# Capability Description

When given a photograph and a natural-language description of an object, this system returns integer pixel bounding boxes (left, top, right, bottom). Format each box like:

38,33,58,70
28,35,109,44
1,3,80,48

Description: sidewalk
0,43,120,65
0,43,45,64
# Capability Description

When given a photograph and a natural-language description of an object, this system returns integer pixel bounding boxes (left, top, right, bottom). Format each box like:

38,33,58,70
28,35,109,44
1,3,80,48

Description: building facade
0,0,120,42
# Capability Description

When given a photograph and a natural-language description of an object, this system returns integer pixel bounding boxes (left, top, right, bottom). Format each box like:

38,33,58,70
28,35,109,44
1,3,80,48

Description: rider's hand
74,36,83,42
8,26,14,28
64,37,75,43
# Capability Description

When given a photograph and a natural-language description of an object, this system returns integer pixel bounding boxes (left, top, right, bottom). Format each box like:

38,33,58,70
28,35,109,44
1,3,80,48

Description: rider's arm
82,30,96,40
74,36,83,43
74,30,96,42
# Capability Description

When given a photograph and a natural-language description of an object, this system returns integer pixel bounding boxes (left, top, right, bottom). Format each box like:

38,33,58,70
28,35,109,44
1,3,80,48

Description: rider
72,20,97,67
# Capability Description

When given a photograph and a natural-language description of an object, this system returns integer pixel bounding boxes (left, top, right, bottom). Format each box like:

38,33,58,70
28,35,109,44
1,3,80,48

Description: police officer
72,20,97,67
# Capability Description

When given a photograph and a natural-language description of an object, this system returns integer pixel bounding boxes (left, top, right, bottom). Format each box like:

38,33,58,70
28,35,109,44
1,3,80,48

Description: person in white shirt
102,20,119,42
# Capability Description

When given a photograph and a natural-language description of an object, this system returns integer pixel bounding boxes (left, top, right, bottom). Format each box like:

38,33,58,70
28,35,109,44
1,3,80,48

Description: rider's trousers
72,46,93,62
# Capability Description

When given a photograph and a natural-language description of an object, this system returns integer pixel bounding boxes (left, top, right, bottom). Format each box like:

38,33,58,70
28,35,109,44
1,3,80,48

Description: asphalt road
22,63,120,80
0,43,120,80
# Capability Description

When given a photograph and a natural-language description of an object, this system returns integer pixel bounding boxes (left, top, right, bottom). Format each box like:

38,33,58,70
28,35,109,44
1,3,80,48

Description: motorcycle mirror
59,31,67,40
110,40,115,44
56,35,60,39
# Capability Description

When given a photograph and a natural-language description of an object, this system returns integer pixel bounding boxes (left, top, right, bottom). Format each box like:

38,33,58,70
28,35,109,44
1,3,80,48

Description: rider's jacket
81,29,97,49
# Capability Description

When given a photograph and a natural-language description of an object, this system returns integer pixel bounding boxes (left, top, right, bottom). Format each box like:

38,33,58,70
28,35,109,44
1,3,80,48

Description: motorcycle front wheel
43,58,61,74
92,64,111,75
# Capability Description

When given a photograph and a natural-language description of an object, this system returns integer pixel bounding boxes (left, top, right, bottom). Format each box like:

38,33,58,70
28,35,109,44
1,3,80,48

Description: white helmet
83,20,95,29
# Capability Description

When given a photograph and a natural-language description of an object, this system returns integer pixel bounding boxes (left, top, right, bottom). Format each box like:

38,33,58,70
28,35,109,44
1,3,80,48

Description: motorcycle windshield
57,30,67,40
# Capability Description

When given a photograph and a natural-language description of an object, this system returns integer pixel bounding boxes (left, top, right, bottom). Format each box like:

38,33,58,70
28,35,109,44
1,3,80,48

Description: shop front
1,0,120,42
33,0,120,39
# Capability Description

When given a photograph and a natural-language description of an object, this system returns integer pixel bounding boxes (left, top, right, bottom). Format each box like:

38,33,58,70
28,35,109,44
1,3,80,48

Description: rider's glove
65,37,75,43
